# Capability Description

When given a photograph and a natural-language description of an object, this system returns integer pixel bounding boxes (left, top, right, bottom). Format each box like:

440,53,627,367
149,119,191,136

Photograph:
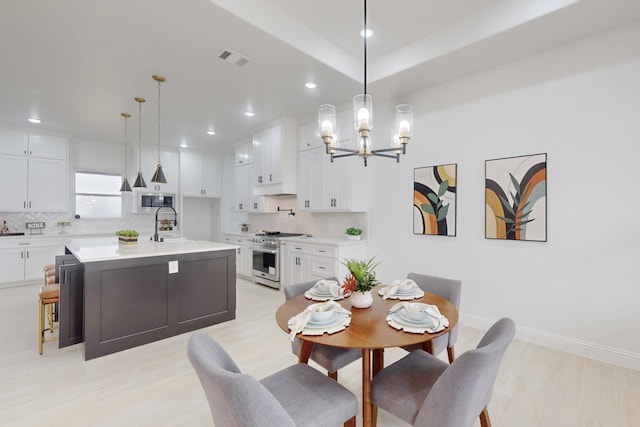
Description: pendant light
133,97,147,188
119,113,132,192
150,75,167,184
318,0,413,166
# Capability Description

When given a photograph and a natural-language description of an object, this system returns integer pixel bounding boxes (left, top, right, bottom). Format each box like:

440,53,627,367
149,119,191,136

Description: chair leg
38,299,45,355
447,346,455,363
479,407,492,427
371,405,378,427
344,415,356,427
328,371,338,381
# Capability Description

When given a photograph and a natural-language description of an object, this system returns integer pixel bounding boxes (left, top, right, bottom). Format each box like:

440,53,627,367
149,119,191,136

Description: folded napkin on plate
388,302,449,331
313,279,342,298
288,301,351,341
380,278,418,299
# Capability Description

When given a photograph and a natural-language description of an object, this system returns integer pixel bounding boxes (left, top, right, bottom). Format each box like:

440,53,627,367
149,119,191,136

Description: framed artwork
413,164,457,236
485,153,547,241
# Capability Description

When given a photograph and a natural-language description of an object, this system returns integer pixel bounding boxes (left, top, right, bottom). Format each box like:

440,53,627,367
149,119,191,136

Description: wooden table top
275,291,459,350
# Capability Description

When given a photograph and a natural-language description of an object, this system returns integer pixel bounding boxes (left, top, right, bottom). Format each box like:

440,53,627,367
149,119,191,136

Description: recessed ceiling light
28,117,42,124
244,111,255,117
305,82,317,89
206,130,216,135
360,28,373,38
180,142,188,148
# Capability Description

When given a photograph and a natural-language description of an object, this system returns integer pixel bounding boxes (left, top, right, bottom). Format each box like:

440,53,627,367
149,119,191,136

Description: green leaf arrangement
420,179,450,222
495,173,536,236
341,256,381,293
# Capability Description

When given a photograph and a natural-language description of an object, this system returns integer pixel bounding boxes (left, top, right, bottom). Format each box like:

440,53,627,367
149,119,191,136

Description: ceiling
1,0,639,155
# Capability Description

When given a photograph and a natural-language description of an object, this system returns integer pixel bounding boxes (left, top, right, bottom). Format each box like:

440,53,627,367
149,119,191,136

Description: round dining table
275,290,459,427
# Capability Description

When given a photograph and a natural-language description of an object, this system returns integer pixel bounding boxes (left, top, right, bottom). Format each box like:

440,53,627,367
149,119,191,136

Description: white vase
347,235,361,241
350,290,373,308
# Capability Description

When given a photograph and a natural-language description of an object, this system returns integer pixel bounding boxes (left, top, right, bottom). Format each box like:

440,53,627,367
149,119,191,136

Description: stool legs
39,297,59,355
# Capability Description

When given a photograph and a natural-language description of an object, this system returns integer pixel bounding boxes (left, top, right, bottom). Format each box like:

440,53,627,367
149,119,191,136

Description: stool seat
39,284,59,302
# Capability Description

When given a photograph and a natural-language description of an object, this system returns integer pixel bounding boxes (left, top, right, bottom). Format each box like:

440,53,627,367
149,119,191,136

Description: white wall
366,23,640,369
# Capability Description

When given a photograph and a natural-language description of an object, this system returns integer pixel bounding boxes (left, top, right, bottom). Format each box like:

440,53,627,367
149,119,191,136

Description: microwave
136,193,175,212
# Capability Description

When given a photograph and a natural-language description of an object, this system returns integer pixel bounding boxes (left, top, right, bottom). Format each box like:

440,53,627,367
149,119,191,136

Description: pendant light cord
123,115,128,176
138,101,143,173
363,0,367,96
156,79,161,164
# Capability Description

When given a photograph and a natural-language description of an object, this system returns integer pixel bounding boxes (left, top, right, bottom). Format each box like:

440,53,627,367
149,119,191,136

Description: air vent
218,49,250,67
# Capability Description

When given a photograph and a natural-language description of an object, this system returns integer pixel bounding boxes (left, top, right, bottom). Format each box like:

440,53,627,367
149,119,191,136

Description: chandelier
318,0,413,166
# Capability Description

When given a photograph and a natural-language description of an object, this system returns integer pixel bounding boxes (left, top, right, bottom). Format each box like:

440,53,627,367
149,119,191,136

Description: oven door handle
250,246,278,255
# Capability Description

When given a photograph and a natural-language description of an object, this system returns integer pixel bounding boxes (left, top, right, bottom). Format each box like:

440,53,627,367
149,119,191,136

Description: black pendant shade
133,171,146,188
120,177,132,192
151,164,167,184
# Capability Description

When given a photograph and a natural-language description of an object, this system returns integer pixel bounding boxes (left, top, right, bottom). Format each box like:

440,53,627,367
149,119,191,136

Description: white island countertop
66,237,238,263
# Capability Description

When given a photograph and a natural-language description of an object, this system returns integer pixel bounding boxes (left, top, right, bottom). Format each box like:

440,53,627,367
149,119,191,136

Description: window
75,172,122,218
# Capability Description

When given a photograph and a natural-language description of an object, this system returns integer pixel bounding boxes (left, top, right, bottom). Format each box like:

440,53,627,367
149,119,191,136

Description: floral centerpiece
342,257,381,308
116,229,139,245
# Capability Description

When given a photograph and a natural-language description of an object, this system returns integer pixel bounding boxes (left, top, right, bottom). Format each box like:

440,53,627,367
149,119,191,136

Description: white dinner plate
392,312,435,328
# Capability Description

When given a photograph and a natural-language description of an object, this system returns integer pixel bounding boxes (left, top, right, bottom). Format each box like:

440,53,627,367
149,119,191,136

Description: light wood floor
1,278,638,427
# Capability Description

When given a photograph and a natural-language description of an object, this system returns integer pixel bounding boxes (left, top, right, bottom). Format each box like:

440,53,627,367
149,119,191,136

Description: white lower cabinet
223,234,253,278
280,239,367,289
0,238,65,284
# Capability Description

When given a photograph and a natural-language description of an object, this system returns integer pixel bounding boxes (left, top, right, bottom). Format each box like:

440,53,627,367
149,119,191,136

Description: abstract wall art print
485,153,547,242
413,164,457,236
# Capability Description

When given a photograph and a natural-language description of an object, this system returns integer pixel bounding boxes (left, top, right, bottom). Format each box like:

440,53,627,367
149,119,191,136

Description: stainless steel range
249,232,302,289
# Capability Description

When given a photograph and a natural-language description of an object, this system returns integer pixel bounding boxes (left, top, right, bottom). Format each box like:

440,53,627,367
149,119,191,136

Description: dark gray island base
59,238,236,360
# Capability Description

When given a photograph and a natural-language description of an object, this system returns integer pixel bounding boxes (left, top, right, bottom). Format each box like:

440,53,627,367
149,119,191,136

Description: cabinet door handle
318,250,326,253
318,266,325,270
21,251,24,259
29,201,31,209
26,250,29,259
269,174,272,182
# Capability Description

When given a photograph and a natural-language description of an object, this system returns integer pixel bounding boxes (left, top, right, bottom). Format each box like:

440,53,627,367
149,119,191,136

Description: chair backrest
415,318,515,427
187,333,296,427
283,277,339,301
407,272,462,346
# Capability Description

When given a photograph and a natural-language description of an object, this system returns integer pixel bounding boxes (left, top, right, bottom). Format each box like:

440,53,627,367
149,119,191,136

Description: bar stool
39,265,59,354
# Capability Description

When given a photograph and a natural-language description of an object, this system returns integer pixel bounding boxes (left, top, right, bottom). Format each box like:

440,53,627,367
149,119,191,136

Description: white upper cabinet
27,134,67,160
298,120,323,151
138,146,179,194
0,130,67,160
252,119,297,196
296,121,368,212
0,128,68,212
234,163,250,211
296,148,324,211
180,152,222,198
0,129,29,156
234,140,253,166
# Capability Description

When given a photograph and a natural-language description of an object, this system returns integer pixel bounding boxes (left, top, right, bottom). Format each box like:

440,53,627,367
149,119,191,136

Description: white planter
350,290,373,308
347,235,361,241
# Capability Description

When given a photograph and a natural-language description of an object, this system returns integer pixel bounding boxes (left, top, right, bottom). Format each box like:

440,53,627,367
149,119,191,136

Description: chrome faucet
154,206,178,242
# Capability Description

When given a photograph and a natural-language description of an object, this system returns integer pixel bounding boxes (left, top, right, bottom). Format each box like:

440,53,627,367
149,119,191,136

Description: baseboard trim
461,314,640,371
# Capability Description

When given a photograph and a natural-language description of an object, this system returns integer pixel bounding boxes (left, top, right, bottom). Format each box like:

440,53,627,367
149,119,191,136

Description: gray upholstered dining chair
284,278,362,380
404,272,462,362
371,317,515,427
187,332,358,427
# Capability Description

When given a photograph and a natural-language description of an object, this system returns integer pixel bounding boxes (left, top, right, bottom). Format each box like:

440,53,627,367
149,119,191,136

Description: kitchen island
60,237,237,360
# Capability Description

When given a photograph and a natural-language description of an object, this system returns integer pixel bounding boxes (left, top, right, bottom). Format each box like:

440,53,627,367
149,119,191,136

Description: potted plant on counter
342,257,381,308
116,229,139,245
345,227,362,240
240,223,249,232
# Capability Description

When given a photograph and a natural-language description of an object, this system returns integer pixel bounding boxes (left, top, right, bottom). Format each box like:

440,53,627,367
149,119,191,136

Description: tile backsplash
0,212,158,236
